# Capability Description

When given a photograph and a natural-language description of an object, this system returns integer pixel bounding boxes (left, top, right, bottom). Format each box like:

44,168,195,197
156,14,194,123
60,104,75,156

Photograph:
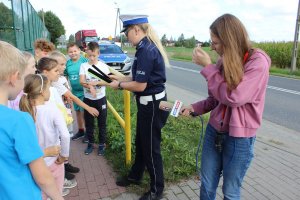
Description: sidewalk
64,83,300,199
65,128,300,200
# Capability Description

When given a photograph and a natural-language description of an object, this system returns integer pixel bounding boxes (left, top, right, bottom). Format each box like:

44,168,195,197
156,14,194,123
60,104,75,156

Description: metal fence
0,0,50,51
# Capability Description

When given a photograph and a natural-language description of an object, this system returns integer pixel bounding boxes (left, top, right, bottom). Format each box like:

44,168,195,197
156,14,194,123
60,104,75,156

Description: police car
98,42,132,75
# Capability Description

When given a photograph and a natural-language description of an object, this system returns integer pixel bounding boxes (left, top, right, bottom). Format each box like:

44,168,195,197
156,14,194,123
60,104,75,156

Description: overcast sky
29,0,297,42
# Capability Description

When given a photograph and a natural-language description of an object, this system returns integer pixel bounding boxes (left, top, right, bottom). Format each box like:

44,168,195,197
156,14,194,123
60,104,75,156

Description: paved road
167,60,300,132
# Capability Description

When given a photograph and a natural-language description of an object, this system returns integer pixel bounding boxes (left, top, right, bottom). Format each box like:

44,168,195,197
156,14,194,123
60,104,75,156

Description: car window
99,45,123,54
85,37,98,42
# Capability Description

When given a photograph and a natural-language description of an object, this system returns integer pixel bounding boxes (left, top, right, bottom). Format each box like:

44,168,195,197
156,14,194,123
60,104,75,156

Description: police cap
119,15,149,33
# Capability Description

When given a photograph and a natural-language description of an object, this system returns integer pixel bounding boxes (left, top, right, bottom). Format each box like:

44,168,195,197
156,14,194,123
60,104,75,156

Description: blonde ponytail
139,24,170,67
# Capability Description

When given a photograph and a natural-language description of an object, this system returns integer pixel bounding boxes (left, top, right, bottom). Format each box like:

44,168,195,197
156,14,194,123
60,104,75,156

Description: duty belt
138,90,166,105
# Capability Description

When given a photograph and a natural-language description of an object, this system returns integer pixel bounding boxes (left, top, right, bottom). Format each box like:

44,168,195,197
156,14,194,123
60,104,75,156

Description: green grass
269,67,300,79
101,88,208,192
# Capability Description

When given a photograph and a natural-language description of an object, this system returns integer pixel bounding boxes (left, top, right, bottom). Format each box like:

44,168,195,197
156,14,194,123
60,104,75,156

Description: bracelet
118,81,123,90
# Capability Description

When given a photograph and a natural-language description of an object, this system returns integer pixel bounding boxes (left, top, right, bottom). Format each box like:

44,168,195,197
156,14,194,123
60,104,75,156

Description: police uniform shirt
132,37,166,96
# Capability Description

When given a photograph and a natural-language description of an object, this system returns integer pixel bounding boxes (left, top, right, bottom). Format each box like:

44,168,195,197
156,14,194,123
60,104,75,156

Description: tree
161,34,167,46
202,40,210,47
175,33,185,47
38,10,65,44
68,34,75,43
184,36,196,48
0,3,15,45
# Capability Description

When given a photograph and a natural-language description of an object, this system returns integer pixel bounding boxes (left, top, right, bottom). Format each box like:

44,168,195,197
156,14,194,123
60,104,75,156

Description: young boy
0,41,63,200
79,41,109,156
64,43,88,142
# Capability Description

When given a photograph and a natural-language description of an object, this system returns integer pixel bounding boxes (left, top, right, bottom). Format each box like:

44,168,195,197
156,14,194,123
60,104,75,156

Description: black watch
118,81,123,90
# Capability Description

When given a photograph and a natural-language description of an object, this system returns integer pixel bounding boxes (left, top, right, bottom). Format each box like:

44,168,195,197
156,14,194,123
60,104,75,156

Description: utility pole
42,8,45,24
291,0,300,72
114,2,120,42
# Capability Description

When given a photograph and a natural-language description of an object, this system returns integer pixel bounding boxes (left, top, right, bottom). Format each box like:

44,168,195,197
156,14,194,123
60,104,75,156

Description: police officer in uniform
109,15,169,200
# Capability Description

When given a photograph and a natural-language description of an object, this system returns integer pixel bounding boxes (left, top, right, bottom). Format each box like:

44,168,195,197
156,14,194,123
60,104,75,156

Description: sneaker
63,178,77,189
84,143,94,155
71,131,84,141
116,176,141,187
82,135,89,143
98,143,106,156
65,171,75,180
62,188,70,197
139,191,163,200
65,163,80,173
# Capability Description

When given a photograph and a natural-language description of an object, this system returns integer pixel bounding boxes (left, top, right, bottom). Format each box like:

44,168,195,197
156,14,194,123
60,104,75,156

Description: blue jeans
200,124,255,200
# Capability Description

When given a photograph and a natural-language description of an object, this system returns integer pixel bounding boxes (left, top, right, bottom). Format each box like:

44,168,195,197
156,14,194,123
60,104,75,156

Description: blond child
20,74,70,199
8,51,36,110
0,41,63,200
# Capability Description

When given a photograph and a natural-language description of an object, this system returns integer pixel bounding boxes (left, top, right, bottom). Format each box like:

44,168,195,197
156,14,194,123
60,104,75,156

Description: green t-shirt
64,56,88,96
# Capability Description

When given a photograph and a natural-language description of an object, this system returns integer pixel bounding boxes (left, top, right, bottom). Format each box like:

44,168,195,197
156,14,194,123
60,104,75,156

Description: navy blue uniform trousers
128,95,169,195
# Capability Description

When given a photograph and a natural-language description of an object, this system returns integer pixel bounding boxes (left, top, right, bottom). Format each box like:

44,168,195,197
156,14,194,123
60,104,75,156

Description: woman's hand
180,105,195,116
192,47,212,67
109,80,119,90
44,145,61,157
108,74,120,81
87,106,99,117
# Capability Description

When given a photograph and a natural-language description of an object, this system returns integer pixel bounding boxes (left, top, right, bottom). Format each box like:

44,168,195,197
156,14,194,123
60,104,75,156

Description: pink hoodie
192,49,271,137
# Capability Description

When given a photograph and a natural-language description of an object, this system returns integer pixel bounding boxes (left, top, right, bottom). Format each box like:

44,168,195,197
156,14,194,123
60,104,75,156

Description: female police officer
108,15,169,200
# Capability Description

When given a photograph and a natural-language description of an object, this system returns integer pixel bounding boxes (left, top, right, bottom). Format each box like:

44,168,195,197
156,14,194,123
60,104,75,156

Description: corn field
254,42,299,69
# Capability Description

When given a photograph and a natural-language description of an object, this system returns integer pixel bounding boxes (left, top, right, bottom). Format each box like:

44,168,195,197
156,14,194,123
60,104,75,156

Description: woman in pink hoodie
182,14,271,199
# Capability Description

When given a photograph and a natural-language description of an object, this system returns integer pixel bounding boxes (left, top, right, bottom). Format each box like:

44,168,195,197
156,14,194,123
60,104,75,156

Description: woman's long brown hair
210,14,251,90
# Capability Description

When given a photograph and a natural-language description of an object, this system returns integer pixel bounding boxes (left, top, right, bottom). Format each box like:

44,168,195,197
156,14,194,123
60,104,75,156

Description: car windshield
100,45,123,54
85,37,98,42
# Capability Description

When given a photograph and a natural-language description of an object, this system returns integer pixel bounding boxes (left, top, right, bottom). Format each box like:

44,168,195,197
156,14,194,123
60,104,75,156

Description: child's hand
55,155,67,165
44,145,61,157
88,106,99,117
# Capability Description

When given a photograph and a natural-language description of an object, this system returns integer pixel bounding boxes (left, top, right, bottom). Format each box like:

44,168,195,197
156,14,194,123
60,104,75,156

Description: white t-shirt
49,86,65,107
35,103,70,166
79,62,110,100
51,76,70,96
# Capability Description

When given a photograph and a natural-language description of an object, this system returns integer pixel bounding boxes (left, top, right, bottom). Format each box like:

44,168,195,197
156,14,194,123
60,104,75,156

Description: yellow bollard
124,90,131,165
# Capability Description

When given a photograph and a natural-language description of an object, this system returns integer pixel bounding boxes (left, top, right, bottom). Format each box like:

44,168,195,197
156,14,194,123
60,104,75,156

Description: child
80,41,109,156
34,38,55,62
0,41,63,200
65,43,88,142
8,51,36,110
19,74,70,199
36,57,78,195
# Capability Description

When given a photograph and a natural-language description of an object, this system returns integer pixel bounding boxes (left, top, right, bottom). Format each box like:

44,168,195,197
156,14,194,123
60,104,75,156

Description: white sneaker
63,178,77,189
62,188,70,197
